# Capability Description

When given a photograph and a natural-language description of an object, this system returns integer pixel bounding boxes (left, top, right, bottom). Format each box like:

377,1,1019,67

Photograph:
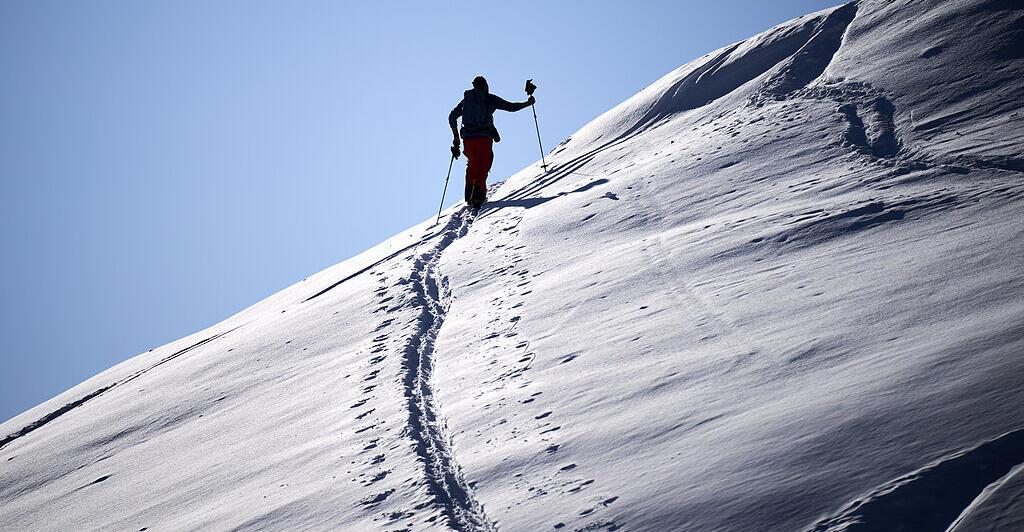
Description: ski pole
436,155,455,225
525,79,548,173
531,104,548,172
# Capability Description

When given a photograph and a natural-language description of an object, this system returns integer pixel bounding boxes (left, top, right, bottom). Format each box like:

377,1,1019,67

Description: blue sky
0,0,841,423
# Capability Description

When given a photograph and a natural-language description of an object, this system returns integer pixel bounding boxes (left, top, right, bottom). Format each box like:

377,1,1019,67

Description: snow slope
2,0,1023,530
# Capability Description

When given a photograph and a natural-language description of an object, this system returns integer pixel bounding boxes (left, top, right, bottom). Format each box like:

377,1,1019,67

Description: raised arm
491,94,535,112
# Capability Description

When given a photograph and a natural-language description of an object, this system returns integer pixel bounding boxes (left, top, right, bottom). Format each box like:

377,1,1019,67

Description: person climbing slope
449,75,535,210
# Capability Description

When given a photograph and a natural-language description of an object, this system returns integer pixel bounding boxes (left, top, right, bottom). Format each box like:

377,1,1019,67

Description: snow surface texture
2,0,1023,530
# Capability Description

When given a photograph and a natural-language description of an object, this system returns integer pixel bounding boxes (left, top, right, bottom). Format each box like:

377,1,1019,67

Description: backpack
461,89,492,129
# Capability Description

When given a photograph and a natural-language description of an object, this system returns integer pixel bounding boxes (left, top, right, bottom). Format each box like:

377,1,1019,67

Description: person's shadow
479,178,609,218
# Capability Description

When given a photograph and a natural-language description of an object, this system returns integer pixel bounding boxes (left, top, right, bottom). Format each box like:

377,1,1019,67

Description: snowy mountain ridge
3,0,1023,530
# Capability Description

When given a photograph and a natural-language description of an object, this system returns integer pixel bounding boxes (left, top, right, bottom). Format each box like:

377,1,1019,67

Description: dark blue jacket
449,88,531,142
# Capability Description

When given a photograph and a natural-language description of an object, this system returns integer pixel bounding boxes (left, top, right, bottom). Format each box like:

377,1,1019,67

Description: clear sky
0,0,841,423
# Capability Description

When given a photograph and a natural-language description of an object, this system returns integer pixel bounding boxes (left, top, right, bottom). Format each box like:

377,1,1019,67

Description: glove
451,144,460,159
527,95,536,105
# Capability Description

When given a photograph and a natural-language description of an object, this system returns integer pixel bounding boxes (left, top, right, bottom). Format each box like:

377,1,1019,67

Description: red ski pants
463,137,494,194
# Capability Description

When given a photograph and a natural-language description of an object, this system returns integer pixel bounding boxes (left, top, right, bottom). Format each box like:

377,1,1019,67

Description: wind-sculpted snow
2,0,1023,530
759,3,857,98
809,429,1024,532
0,327,239,451
948,463,1024,532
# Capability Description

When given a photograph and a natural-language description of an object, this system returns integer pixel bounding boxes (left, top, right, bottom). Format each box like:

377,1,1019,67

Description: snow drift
2,0,1023,530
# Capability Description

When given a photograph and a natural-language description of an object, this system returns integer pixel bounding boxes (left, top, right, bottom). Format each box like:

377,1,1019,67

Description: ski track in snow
402,208,495,531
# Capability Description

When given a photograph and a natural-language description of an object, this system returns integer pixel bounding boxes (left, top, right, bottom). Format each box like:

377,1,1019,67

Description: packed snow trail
402,208,494,531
